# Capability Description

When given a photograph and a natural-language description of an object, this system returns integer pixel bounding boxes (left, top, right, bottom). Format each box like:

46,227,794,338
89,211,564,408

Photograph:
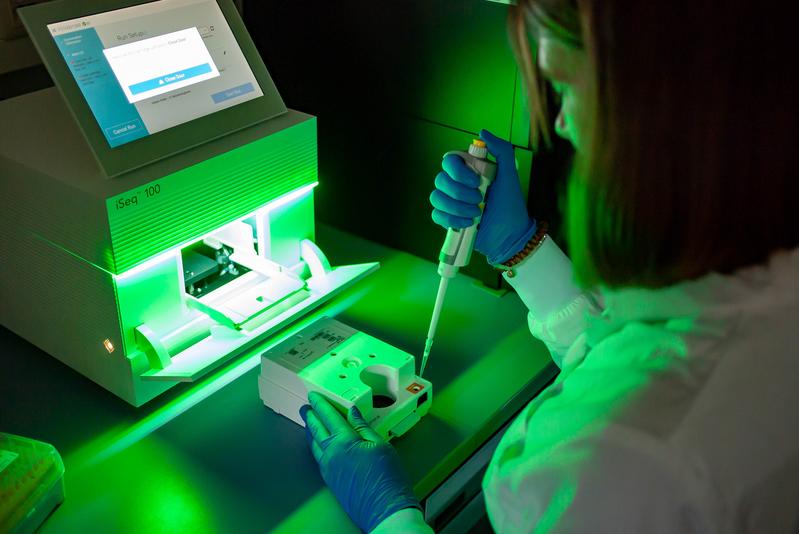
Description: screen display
47,0,263,148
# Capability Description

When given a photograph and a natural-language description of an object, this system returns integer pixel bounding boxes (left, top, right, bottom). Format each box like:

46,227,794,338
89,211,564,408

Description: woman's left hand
300,391,421,532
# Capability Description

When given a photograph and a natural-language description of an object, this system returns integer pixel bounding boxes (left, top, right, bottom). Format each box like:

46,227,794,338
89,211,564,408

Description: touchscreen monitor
47,0,264,148
20,0,286,177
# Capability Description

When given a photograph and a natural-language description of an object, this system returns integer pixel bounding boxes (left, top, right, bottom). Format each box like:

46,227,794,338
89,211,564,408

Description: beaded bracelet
497,221,549,278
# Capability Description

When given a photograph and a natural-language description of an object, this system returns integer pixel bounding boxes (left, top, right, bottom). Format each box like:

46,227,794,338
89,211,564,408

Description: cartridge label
263,318,355,373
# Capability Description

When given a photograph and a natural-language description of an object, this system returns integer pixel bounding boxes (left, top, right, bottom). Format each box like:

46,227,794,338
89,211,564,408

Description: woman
300,0,799,531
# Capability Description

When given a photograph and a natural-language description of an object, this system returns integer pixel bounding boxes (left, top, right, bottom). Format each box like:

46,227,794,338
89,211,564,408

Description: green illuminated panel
107,118,317,274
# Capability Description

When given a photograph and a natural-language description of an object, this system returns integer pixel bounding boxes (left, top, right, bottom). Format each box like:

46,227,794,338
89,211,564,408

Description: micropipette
420,139,497,376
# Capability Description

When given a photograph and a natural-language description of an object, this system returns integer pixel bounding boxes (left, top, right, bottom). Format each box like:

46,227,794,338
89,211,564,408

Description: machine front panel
106,116,316,273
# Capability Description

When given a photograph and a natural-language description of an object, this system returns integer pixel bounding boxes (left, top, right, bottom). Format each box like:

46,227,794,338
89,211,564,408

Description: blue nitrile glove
300,392,420,533
430,129,537,265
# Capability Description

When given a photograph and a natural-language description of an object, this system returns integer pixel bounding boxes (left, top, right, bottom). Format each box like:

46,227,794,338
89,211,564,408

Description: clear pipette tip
420,337,434,376
420,276,450,377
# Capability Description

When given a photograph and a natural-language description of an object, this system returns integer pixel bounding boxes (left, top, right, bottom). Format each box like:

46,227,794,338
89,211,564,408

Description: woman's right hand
430,129,537,265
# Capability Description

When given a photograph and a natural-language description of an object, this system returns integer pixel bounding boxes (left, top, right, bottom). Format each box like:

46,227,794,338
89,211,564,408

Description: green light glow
49,438,220,534
114,182,318,281
565,170,595,288
272,489,355,533
108,118,318,273
31,232,116,276
485,322,689,530
419,23,518,140
536,480,578,532
65,279,373,471
67,356,262,472
44,276,376,531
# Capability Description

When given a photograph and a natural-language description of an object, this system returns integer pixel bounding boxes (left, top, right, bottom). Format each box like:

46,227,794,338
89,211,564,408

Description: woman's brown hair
511,0,799,288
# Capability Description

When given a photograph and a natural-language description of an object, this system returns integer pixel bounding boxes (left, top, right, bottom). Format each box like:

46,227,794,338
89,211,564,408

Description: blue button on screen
104,118,146,141
211,82,255,104
129,63,213,95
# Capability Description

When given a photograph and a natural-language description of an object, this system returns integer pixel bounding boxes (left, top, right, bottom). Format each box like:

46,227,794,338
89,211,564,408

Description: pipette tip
420,338,434,376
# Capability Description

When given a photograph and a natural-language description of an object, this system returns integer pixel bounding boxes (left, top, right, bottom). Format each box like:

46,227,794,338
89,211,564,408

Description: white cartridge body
259,317,433,440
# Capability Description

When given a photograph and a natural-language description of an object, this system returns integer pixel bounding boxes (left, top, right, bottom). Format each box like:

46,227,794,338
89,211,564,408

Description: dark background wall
243,1,572,287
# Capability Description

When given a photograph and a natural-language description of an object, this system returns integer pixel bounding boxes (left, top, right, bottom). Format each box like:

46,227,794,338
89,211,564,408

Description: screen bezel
20,0,287,177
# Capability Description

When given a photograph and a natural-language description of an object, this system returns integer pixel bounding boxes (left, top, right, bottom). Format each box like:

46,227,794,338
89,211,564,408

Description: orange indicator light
406,382,424,394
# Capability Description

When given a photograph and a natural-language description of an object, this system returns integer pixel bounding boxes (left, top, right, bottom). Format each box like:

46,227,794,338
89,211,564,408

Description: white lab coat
375,239,799,533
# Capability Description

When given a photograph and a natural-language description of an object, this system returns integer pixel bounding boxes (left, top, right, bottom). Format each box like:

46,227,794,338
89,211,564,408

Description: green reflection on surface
50,438,219,534
51,285,373,532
